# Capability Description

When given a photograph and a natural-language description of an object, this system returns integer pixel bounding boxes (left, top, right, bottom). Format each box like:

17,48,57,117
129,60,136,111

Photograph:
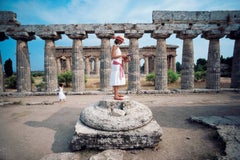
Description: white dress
58,87,66,100
110,45,126,86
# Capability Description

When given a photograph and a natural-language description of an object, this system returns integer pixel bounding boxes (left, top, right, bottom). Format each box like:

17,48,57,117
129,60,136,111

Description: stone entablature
0,10,240,93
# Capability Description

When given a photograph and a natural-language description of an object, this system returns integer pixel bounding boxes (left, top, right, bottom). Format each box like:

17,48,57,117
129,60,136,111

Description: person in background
58,83,66,102
110,35,129,100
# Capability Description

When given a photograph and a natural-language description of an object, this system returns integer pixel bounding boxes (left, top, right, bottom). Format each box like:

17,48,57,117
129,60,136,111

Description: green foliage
195,58,207,72
5,75,17,89
168,69,179,83
35,81,46,91
58,71,72,87
176,62,182,73
146,70,179,85
4,58,13,77
195,71,206,81
31,71,44,77
146,73,155,84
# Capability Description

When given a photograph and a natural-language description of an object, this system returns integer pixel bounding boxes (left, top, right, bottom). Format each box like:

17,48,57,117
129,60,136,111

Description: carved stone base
71,119,162,150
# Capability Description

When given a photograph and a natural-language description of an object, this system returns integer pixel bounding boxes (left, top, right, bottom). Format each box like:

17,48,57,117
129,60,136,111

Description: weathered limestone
96,31,114,91
9,32,35,92
151,30,172,90
125,30,143,92
38,32,61,92
202,30,225,89
71,97,162,150
227,30,240,88
177,30,200,89
67,32,87,92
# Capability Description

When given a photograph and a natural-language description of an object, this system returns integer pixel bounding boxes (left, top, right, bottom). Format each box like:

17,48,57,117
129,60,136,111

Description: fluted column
10,32,35,92
96,31,114,91
151,30,172,90
227,30,240,88
57,58,61,74
202,30,225,89
125,30,143,92
38,31,61,92
144,56,149,74
85,57,90,76
95,57,99,75
0,53,3,92
177,30,200,89
67,32,87,92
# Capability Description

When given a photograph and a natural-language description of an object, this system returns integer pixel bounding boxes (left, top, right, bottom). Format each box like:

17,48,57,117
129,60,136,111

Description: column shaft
16,40,31,92
127,38,141,91
0,53,3,92
44,39,58,92
231,39,240,88
72,39,85,92
144,56,149,74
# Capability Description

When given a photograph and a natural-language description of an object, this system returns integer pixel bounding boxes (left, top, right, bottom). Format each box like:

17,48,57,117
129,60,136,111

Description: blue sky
0,0,240,71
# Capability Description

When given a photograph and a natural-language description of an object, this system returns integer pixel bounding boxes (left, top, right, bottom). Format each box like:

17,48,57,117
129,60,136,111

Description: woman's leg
113,86,123,100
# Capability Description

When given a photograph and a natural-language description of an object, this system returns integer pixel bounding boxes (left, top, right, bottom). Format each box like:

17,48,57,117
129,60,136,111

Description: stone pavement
190,116,240,160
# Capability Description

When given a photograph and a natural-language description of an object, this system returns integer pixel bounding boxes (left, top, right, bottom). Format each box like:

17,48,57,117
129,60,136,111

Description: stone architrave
67,32,87,92
96,30,114,91
177,30,200,90
125,30,143,92
38,31,61,92
151,30,172,90
9,32,35,92
202,30,225,89
227,30,240,88
0,52,3,92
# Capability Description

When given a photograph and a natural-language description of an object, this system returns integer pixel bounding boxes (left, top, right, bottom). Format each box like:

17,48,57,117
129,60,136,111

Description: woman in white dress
58,83,66,101
110,36,128,100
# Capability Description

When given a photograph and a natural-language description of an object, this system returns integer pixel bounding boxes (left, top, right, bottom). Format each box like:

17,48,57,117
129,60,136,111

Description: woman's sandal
114,96,123,100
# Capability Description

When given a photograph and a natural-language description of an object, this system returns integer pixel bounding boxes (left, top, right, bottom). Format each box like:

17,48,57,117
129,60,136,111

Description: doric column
202,30,225,89
85,57,90,76
38,31,61,92
172,55,176,72
177,30,200,89
95,57,99,75
57,58,61,74
144,56,149,74
10,32,35,92
96,30,114,91
151,30,172,90
227,30,240,88
0,53,3,92
67,32,87,92
125,30,144,92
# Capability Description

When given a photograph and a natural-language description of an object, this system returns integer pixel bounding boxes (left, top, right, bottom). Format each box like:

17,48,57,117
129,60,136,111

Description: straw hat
113,35,124,43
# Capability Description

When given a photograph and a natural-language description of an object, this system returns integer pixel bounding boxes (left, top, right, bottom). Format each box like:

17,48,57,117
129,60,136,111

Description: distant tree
4,58,13,77
195,58,207,72
176,62,182,73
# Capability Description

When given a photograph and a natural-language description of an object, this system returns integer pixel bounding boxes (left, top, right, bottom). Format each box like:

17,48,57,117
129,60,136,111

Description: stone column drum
125,30,143,92
71,97,162,150
177,30,199,90
96,31,114,91
38,32,61,92
0,53,3,92
67,33,87,92
227,30,240,88
151,30,172,90
10,32,35,92
202,30,225,89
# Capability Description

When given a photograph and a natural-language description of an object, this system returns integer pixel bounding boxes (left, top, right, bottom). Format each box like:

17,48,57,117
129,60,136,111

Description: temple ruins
0,10,240,93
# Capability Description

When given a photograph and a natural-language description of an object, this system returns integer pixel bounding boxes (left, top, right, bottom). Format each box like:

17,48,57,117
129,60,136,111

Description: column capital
37,31,61,40
95,30,114,39
125,29,144,39
226,30,240,40
176,30,200,39
201,30,225,40
8,32,35,41
151,30,172,39
66,30,88,39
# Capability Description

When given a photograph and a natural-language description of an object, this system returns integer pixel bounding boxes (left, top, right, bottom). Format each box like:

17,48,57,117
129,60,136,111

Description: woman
110,35,128,100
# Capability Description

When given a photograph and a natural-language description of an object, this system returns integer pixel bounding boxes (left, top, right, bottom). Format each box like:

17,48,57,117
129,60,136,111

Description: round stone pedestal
71,96,162,150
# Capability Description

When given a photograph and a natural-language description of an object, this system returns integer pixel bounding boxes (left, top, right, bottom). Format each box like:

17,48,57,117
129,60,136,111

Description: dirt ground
0,91,240,160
